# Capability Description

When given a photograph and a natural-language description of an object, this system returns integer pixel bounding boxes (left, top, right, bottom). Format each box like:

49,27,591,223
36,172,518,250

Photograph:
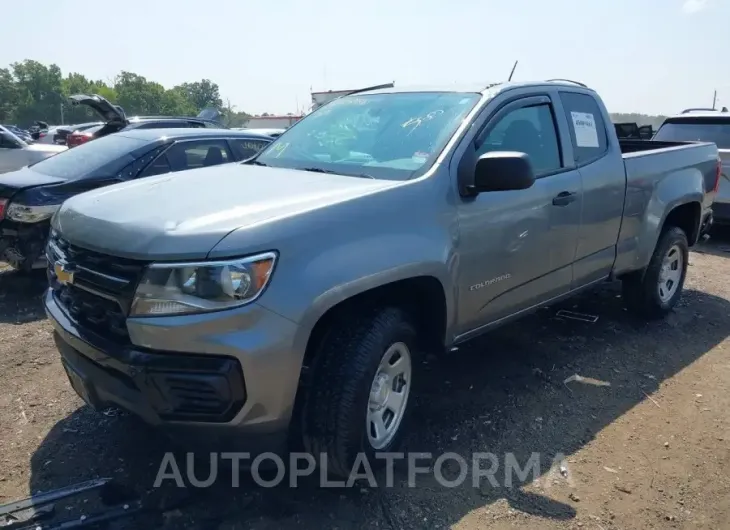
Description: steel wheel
658,244,683,303
366,341,412,450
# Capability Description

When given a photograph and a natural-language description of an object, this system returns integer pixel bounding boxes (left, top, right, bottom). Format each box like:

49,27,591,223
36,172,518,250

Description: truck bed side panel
612,143,717,275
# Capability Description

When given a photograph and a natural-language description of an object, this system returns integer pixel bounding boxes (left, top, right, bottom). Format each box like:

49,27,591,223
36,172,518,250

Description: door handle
552,191,577,206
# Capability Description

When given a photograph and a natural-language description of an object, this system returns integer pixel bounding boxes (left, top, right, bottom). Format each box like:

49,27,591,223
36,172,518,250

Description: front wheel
622,226,689,319
302,307,417,478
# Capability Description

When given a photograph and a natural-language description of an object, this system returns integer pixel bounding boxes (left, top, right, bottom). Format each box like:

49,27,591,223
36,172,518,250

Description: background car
65,93,225,147
0,127,273,271
0,125,67,175
53,122,103,145
3,125,33,143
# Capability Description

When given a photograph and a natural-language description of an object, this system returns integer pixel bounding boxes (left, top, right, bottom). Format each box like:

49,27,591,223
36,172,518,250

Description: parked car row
8,80,719,477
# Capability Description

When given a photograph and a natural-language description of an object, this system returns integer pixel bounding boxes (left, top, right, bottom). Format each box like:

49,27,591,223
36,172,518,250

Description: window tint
29,134,147,178
140,154,172,177
559,92,608,165
653,119,730,149
477,104,561,175
230,138,271,160
164,140,232,171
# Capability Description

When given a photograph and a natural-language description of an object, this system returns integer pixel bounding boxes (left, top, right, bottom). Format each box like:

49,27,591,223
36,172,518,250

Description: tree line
0,59,253,128
1,59,668,131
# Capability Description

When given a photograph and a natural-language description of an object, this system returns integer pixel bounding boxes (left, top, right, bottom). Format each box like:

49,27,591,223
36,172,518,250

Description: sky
2,0,728,116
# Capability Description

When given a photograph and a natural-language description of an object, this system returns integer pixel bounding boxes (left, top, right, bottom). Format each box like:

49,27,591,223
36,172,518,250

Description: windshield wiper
299,167,376,179
246,159,268,166
298,167,338,174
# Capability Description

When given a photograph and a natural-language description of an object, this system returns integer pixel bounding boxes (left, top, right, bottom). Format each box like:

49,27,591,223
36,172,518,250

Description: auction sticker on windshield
570,111,599,148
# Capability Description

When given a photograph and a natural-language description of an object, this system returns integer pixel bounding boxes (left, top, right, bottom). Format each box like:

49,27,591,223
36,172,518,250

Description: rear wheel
622,226,689,318
302,307,417,478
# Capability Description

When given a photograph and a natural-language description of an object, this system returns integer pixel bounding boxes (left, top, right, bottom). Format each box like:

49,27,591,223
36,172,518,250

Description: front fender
261,232,456,360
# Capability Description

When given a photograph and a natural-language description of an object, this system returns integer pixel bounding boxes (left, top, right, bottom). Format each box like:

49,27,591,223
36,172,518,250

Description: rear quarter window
558,92,609,165
230,138,271,159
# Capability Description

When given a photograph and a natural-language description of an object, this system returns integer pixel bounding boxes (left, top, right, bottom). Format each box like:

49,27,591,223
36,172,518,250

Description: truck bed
619,139,719,198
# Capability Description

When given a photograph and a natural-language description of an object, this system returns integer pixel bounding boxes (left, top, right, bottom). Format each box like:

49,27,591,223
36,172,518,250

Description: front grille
47,232,148,343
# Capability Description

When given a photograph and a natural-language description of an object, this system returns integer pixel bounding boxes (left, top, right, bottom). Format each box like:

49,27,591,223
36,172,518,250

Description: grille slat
47,232,148,344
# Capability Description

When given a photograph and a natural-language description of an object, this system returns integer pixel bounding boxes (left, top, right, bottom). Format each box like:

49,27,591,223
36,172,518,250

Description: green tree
174,80,222,111
11,60,64,125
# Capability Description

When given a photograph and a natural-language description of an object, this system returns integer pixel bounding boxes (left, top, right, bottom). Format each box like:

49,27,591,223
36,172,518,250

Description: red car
66,125,103,148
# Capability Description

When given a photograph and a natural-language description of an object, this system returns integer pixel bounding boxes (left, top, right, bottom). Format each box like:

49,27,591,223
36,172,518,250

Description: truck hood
53,164,400,261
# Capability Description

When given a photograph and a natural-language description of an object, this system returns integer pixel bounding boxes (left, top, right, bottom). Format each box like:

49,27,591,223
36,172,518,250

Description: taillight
0,199,7,220
714,157,722,193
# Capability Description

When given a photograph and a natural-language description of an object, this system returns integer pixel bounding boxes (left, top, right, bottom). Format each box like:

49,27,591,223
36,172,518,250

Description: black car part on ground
0,478,142,529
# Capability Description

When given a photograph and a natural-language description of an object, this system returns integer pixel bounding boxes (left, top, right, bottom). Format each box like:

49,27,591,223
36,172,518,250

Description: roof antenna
507,60,518,82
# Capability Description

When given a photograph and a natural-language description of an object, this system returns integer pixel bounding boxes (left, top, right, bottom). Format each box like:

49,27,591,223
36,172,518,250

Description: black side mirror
468,151,536,194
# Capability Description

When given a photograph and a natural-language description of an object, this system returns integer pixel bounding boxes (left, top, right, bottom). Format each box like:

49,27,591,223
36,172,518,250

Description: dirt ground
1,233,730,530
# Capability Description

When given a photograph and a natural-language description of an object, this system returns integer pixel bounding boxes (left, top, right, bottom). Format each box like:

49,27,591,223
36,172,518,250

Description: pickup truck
653,108,730,224
44,80,719,477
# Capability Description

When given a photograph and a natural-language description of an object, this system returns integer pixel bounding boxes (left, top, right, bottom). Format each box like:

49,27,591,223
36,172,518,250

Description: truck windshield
654,118,730,149
254,92,481,180
29,134,147,178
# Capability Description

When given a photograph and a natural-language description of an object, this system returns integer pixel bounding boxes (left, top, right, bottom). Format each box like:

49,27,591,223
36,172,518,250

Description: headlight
6,203,61,223
130,251,277,317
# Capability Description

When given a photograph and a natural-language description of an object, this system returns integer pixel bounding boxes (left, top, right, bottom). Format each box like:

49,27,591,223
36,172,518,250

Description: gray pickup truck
44,80,718,477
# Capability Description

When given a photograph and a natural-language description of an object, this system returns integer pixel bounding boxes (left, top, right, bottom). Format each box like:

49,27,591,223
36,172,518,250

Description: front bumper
45,289,303,454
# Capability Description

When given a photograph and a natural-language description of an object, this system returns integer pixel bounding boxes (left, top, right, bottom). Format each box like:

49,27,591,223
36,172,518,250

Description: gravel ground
1,233,729,529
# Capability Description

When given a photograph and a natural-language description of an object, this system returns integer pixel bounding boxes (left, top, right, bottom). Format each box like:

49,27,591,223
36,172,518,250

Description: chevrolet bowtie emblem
54,260,75,285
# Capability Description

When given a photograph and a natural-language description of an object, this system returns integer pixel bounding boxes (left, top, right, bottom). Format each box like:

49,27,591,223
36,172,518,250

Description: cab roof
358,79,595,97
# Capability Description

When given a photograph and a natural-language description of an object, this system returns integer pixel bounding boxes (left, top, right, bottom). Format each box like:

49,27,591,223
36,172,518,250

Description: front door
455,95,583,337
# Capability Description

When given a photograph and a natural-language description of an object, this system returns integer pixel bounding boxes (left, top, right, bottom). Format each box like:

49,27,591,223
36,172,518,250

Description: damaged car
0,127,273,272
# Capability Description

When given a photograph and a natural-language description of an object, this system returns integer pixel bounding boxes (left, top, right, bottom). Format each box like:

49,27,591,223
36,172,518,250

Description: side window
477,104,562,176
559,92,609,165
164,140,232,172
230,138,271,160
140,154,172,177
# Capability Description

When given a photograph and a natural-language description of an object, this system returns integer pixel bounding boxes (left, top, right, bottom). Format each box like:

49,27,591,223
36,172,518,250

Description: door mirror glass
471,151,536,193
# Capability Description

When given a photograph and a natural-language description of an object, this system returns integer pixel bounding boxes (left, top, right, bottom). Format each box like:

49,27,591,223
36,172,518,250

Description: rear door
558,91,626,288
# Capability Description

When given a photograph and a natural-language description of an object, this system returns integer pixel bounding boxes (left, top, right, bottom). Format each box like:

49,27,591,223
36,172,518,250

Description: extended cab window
164,140,232,171
654,118,730,148
559,92,608,165
477,104,561,176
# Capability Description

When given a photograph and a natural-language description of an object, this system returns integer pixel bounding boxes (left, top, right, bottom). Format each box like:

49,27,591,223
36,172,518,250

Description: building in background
310,89,359,112
243,115,302,129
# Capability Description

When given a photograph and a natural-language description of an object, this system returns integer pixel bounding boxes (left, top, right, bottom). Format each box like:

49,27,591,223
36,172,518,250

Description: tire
622,226,689,319
302,307,417,478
